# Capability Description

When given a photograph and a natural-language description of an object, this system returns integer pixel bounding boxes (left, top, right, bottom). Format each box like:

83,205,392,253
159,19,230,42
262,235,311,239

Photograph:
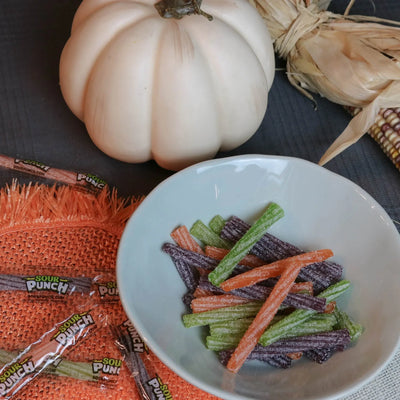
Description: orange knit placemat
0,183,219,400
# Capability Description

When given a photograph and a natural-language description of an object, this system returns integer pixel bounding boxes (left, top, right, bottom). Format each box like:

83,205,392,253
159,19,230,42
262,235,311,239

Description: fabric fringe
0,181,144,238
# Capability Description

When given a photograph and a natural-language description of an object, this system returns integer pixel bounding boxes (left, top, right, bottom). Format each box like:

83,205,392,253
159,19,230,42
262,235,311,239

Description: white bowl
117,155,400,400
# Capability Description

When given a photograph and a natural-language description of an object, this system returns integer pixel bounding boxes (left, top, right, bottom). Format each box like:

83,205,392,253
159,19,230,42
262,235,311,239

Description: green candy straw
190,220,232,249
209,315,283,337
0,349,97,382
206,335,241,351
208,203,284,286
209,317,259,337
334,308,364,341
208,215,227,235
182,301,263,328
259,280,351,347
206,313,337,351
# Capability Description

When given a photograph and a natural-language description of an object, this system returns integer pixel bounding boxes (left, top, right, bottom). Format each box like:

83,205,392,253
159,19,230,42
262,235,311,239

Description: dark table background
0,2,400,399
0,0,399,230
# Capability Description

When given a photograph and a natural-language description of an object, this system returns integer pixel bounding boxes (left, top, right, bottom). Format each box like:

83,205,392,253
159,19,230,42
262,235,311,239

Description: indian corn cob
348,107,400,171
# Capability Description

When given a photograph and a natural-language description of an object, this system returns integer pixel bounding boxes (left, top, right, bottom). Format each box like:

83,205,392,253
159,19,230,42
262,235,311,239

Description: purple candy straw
221,216,343,292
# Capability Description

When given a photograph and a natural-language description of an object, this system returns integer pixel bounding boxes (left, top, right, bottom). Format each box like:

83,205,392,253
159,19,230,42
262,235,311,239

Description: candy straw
182,302,263,328
205,246,265,267
226,252,309,373
0,274,92,294
206,335,242,351
259,280,351,347
170,225,204,254
209,317,258,337
208,215,227,235
220,330,350,363
0,309,101,398
251,330,351,356
191,294,252,313
220,249,333,291
162,243,218,271
290,281,313,295
190,220,232,249
334,308,364,341
111,325,158,400
221,216,343,292
193,286,213,298
165,251,200,292
196,274,326,312
220,263,285,291
0,349,98,382
218,351,292,369
0,153,108,193
208,203,284,287
206,313,337,351
324,301,337,314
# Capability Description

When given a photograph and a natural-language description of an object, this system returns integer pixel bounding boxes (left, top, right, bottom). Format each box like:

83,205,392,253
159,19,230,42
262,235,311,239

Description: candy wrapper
112,320,174,400
0,305,106,399
0,153,108,193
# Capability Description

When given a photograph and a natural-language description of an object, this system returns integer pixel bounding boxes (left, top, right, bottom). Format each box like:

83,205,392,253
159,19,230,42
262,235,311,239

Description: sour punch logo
14,158,51,173
97,281,119,299
0,359,35,396
92,358,122,376
122,319,145,353
76,173,107,189
147,376,173,400
52,312,95,347
25,275,70,294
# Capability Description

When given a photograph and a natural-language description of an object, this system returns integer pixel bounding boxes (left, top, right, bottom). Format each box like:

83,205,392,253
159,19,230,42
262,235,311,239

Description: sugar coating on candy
167,252,200,292
334,308,364,341
264,355,293,368
112,326,158,400
208,203,284,287
208,215,227,235
191,294,251,313
197,275,326,312
259,280,351,347
182,302,263,328
190,220,232,249
252,329,351,356
219,350,292,369
221,216,343,292
162,243,218,270
170,225,205,255
305,347,337,364
206,312,339,352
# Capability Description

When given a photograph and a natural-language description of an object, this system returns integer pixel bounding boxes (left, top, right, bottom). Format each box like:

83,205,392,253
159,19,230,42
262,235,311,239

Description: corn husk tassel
249,0,400,166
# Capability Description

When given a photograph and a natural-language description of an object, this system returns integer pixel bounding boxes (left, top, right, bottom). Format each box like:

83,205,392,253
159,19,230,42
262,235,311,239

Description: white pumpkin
59,0,275,170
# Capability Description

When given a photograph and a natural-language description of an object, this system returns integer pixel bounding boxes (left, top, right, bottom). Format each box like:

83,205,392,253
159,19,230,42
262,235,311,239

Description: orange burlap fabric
0,183,219,400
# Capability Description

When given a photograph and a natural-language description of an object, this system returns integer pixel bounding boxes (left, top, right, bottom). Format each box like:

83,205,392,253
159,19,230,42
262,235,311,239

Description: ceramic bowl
117,155,400,400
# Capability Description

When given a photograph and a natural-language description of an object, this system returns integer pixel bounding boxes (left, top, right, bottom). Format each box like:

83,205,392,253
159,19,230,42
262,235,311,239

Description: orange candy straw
290,281,314,295
191,294,251,313
205,246,265,268
171,225,204,254
221,250,333,292
226,249,333,373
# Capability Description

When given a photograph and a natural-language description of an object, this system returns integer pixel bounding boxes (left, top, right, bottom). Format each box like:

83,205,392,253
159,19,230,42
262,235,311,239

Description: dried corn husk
250,0,400,165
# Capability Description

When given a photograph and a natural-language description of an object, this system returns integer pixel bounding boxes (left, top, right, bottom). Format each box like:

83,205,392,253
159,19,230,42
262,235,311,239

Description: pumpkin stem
155,0,213,21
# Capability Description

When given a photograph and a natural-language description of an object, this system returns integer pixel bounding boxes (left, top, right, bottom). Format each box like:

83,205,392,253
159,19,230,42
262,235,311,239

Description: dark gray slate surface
0,0,399,229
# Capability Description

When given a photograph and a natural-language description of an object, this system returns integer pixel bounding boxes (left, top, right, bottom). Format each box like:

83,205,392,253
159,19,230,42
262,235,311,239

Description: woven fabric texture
0,184,218,400
0,183,398,400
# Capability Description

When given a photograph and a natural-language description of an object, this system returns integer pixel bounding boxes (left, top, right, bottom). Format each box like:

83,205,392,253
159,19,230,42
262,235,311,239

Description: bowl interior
117,155,400,400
